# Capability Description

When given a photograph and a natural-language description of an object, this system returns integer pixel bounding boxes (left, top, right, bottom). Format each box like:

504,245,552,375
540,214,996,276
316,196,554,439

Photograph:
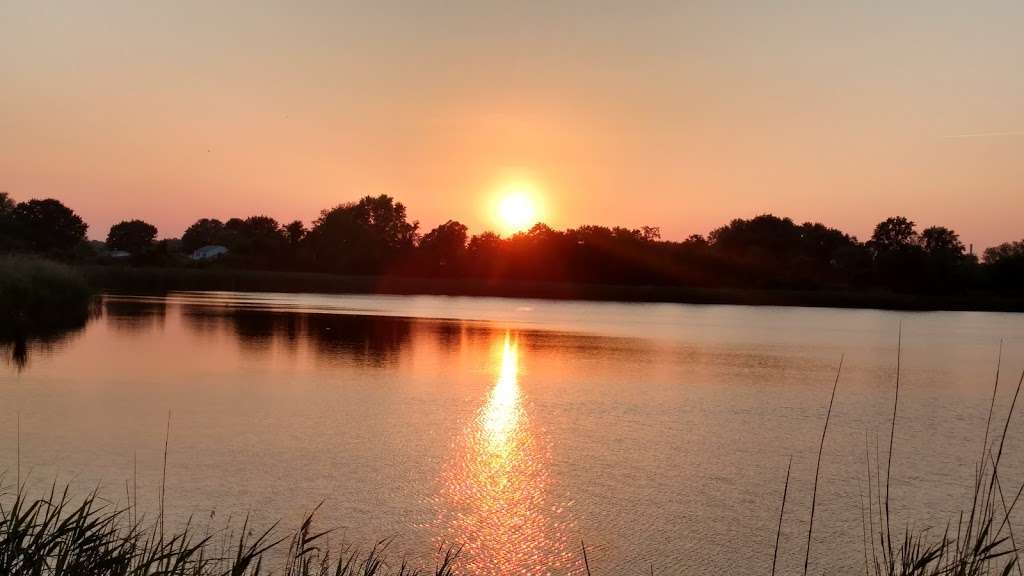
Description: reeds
767,333,1023,576
0,480,461,576
856,360,1023,576
0,255,94,338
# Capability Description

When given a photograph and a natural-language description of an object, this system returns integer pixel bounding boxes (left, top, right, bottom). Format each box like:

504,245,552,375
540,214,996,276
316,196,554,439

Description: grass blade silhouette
772,456,793,576
884,322,902,567
803,354,844,576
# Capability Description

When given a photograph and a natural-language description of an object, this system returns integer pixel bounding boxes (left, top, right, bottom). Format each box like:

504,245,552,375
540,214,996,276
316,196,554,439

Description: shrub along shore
0,256,94,338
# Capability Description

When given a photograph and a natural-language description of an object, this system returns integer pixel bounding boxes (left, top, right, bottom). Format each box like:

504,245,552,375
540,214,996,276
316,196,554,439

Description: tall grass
0,255,94,338
781,338,1023,576
0,481,460,576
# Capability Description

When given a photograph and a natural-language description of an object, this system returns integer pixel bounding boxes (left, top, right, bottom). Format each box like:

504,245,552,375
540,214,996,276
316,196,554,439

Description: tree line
2,191,1023,295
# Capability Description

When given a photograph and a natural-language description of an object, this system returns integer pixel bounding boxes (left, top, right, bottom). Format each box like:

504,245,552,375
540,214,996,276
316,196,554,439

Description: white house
191,245,229,261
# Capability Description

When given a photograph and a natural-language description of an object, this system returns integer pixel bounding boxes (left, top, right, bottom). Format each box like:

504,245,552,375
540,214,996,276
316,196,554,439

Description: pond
2,292,1023,574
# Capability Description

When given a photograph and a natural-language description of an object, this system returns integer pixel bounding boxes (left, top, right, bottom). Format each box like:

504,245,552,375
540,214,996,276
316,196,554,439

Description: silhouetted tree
984,240,1024,293
505,223,569,281
795,222,868,287
278,220,308,269
559,225,664,284
0,192,17,251
106,219,157,254
418,220,468,274
920,225,977,290
239,216,285,253
199,216,288,267
221,218,249,250
684,234,708,247
710,215,801,257
11,198,88,255
8,191,1024,298
640,226,661,241
465,231,504,278
306,195,418,274
868,217,928,291
0,192,14,215
181,218,225,253
708,215,803,286
869,217,918,253
283,220,307,246
920,226,965,258
984,241,1024,264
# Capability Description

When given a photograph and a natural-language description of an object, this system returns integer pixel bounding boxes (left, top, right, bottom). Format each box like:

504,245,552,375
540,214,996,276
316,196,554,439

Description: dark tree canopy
920,226,965,257
234,216,285,255
0,192,14,215
306,195,418,274
418,220,468,273
106,220,158,253
702,215,868,288
0,192,17,250
984,241,1024,265
869,217,918,253
181,218,225,253
283,220,307,246
984,240,1024,293
6,192,1024,298
11,198,88,254
710,215,802,259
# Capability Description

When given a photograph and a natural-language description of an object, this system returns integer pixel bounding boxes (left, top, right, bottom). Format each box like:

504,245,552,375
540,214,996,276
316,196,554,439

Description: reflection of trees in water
180,307,305,356
304,314,413,366
103,298,167,334
178,306,222,336
430,321,468,353
178,308,416,365
174,303,603,371
1,304,96,371
232,311,303,354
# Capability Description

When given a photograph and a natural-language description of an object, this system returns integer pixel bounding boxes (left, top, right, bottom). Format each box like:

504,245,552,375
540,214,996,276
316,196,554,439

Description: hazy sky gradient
2,1,1022,248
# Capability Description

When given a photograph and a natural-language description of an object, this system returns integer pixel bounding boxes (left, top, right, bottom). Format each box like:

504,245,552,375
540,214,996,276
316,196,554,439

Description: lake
2,292,1023,574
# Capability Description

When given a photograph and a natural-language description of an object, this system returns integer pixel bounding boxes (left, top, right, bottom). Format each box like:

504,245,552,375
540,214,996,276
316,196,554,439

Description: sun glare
494,181,542,235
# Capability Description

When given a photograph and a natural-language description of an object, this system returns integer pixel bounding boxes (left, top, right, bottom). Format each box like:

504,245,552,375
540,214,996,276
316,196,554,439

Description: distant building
191,245,229,261
108,250,132,259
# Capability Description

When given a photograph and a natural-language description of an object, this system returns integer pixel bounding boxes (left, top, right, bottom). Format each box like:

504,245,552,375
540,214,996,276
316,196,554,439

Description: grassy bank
0,256,94,338
81,265,1024,312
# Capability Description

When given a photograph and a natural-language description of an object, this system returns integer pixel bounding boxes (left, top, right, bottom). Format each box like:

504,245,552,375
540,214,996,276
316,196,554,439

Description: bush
0,255,94,337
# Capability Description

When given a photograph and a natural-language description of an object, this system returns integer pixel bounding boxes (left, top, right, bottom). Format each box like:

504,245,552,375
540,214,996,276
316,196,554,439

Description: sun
494,180,542,235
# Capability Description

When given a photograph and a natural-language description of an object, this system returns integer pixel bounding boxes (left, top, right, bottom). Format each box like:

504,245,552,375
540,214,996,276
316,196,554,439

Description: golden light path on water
434,332,576,575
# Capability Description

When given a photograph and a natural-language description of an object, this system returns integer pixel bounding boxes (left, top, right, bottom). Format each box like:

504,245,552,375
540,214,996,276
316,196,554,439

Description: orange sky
2,1,1022,249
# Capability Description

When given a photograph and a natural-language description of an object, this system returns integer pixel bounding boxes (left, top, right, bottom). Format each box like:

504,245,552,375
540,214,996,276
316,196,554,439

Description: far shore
81,265,1024,313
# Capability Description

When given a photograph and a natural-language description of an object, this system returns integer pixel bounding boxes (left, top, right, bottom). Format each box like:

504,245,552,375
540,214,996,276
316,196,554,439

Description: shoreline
81,265,1024,313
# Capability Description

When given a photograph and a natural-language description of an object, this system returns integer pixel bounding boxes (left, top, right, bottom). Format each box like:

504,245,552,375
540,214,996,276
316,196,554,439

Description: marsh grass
855,351,1024,576
777,334,1023,576
0,255,94,338
0,480,461,576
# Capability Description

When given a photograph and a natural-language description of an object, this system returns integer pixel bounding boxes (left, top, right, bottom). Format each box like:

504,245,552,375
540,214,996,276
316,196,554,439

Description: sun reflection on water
434,332,575,575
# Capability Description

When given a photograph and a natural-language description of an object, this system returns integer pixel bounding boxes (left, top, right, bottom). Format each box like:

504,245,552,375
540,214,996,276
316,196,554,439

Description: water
2,292,1024,574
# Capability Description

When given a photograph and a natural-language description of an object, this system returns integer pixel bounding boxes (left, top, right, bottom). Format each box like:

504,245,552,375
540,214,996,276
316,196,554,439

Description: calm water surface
2,292,1024,574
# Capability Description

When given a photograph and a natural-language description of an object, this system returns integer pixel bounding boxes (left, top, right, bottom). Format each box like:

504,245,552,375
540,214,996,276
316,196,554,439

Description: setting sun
494,180,542,235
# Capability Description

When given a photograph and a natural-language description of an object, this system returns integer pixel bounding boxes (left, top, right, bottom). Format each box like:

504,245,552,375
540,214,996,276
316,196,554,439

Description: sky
2,0,1022,249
